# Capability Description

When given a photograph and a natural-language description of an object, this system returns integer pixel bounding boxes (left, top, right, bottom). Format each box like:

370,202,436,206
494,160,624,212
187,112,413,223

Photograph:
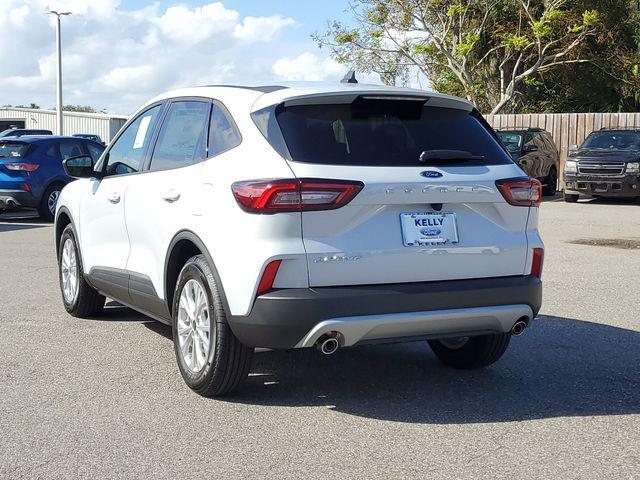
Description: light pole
47,10,71,136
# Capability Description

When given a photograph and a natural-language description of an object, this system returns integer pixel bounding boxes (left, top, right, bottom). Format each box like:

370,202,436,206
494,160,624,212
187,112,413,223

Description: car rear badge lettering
420,171,443,178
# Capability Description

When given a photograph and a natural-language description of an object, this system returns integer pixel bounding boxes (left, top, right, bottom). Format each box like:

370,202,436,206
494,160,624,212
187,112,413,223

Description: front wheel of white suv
172,255,253,397
58,224,106,317
428,333,511,369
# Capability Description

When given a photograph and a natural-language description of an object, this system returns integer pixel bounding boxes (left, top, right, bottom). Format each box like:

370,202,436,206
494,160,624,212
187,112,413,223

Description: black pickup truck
564,128,640,202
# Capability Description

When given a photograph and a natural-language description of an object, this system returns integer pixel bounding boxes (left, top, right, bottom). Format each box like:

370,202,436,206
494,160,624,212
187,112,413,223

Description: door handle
107,192,121,204
162,190,181,203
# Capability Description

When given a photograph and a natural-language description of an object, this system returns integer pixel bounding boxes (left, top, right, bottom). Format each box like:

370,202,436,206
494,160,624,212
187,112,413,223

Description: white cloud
9,5,30,26
0,1,315,114
154,3,239,44
272,52,346,81
233,15,296,43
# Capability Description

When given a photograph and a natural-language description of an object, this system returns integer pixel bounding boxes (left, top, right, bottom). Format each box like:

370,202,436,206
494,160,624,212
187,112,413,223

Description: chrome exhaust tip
511,319,528,336
315,333,340,355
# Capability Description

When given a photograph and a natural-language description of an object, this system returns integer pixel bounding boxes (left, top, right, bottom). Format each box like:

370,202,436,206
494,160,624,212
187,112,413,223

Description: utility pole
48,10,71,136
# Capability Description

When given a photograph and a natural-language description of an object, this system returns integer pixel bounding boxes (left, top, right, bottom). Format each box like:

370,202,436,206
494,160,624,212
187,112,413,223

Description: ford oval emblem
420,170,443,178
421,228,441,236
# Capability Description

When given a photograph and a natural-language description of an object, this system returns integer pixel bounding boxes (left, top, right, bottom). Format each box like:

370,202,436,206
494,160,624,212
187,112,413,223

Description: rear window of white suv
257,97,512,167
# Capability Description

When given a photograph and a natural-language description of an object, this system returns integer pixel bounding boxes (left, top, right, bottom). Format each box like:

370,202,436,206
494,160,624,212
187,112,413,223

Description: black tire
564,192,579,203
172,255,253,397
428,333,511,369
38,184,63,222
542,167,557,197
58,224,105,317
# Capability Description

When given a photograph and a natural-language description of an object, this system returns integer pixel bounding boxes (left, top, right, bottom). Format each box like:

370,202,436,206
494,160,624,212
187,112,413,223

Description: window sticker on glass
133,115,152,150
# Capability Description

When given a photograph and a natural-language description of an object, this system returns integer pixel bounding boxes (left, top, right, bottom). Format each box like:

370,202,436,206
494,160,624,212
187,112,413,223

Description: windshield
581,132,640,150
496,132,523,152
0,142,29,158
264,99,513,167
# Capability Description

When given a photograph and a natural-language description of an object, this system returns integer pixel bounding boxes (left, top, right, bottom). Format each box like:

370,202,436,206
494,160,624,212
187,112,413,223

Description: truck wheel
58,224,105,317
38,184,63,222
172,255,253,397
542,167,557,197
428,333,511,369
564,193,579,203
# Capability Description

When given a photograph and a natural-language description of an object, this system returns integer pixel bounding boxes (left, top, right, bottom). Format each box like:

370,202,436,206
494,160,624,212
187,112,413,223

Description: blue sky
0,0,365,113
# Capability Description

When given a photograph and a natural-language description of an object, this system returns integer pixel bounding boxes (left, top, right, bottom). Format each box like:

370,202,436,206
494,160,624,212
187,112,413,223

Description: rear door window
149,101,211,171
86,142,105,163
59,140,86,160
271,99,513,166
208,102,241,156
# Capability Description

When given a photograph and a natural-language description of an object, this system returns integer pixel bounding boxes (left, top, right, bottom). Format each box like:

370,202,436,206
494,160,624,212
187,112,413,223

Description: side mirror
63,155,97,178
523,143,538,153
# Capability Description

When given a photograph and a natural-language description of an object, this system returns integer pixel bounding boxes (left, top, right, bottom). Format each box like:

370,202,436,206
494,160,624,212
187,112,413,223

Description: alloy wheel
60,238,79,303
177,279,213,373
48,190,60,215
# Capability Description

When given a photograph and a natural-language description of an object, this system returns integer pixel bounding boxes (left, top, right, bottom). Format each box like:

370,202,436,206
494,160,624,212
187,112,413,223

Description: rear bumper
228,276,542,349
0,189,36,209
564,173,640,197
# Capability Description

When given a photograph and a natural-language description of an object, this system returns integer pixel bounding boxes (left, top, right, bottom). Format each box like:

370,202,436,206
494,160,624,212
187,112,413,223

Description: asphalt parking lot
1,198,639,479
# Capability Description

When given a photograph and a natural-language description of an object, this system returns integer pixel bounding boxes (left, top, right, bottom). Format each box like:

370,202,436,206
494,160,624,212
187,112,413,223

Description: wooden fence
485,113,640,181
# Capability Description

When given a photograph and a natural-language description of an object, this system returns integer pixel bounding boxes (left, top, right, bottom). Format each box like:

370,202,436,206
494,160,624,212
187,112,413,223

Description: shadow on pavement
102,308,640,424
0,223,48,233
230,315,640,424
0,210,49,232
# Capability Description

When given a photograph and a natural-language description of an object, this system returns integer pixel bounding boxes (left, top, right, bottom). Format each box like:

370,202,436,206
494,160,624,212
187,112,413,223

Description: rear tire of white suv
172,255,253,397
58,224,106,317
428,333,511,369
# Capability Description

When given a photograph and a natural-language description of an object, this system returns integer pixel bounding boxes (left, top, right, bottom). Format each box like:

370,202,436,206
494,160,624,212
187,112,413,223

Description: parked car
563,128,640,202
54,83,543,397
0,128,53,138
496,128,559,196
72,133,105,145
0,136,104,220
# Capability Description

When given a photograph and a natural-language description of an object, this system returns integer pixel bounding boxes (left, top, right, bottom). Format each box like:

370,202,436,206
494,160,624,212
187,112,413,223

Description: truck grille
577,162,625,176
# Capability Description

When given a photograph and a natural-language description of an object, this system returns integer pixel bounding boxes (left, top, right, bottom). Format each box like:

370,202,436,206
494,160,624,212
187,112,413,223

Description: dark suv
496,128,559,196
0,136,104,220
563,128,640,202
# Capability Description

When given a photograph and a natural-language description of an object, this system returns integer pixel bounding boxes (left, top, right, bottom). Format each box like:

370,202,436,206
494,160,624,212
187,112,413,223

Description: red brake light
231,178,364,213
5,163,39,172
257,260,282,295
531,248,544,278
496,177,542,207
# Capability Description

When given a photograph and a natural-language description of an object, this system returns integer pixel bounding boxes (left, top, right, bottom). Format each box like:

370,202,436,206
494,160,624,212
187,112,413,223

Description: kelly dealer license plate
400,212,459,247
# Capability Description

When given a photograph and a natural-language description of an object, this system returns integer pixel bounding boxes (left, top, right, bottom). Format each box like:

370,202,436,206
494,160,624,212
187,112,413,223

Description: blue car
0,136,104,221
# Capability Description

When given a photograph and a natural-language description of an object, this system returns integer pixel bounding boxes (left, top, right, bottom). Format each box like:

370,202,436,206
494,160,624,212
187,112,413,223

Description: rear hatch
255,93,533,287
0,141,32,186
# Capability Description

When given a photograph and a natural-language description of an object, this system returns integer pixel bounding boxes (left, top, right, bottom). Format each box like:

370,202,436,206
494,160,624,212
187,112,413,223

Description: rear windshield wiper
419,150,485,164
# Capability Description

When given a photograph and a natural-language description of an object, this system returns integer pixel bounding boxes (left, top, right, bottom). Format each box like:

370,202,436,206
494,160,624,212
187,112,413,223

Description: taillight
5,163,39,172
531,248,544,278
256,260,282,295
496,177,542,207
231,178,364,214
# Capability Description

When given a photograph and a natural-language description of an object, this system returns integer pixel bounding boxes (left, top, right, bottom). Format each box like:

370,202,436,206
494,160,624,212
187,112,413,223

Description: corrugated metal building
0,107,128,142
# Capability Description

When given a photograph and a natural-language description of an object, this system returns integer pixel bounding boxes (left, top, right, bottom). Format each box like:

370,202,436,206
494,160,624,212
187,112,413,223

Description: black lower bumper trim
228,276,542,349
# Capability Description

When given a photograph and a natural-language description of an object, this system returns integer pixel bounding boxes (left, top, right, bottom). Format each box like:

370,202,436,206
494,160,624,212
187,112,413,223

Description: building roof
0,106,128,120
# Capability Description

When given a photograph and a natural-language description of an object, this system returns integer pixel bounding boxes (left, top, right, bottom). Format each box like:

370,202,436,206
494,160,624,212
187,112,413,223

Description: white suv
55,83,543,397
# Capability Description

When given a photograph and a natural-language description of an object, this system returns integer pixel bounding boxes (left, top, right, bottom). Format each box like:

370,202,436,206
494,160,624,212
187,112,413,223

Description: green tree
62,105,97,113
317,0,639,113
